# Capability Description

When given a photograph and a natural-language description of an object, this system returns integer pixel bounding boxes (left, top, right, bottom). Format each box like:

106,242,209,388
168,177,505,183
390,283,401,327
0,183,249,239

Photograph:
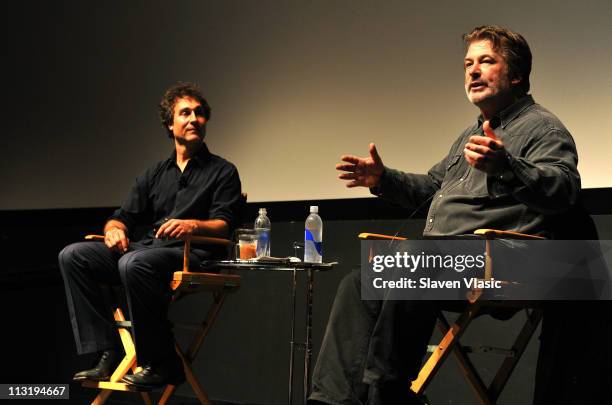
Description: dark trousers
58,241,204,365
534,302,612,404
309,269,438,405
310,277,612,405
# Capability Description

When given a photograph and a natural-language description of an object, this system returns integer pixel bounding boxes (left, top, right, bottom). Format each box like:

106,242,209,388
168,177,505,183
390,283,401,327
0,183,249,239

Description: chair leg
410,305,479,395
140,392,154,405
88,308,153,405
91,390,112,405
86,291,233,405
158,344,212,405
160,292,228,404
437,311,494,405
187,292,227,359
416,307,543,405
158,385,176,405
488,308,543,401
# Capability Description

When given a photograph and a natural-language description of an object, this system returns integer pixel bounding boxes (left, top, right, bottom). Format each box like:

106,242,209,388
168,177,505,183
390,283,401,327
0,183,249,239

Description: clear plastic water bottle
304,206,323,263
254,208,271,257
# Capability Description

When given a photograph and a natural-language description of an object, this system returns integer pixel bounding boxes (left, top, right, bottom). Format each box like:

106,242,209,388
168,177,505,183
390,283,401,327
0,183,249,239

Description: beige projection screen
2,0,611,209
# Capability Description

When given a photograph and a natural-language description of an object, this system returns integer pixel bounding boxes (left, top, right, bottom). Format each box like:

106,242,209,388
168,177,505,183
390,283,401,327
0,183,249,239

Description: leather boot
73,349,121,381
122,355,185,389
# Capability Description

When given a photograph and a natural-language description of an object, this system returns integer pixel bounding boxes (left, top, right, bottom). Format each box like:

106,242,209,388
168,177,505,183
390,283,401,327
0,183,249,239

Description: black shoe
73,349,121,382
121,358,185,389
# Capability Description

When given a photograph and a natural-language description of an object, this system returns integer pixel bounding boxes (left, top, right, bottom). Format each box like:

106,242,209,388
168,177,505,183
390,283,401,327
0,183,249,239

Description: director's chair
80,233,241,405
360,228,545,405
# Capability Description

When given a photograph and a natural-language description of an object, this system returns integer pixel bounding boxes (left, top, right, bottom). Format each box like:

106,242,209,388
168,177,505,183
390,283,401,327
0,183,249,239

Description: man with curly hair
59,82,242,389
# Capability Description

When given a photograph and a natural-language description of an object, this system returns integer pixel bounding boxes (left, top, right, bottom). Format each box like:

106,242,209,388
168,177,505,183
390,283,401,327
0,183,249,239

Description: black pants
58,241,204,365
310,277,612,405
309,269,439,405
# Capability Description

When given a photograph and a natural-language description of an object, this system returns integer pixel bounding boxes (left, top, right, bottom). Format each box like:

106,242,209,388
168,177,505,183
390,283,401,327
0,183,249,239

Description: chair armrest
358,233,408,241
474,229,545,240
84,234,234,273
85,234,233,245
189,235,234,246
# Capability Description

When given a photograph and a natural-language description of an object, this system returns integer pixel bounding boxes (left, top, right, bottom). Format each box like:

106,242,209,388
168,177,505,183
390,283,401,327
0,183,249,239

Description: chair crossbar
412,305,543,405
82,272,239,405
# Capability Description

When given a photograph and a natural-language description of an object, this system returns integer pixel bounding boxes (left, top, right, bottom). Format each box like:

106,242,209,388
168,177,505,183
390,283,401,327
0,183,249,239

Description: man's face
464,40,518,112
168,97,207,142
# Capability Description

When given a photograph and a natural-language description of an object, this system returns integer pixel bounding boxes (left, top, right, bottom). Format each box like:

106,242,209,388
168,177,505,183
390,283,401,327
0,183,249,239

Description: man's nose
188,111,198,123
468,63,481,77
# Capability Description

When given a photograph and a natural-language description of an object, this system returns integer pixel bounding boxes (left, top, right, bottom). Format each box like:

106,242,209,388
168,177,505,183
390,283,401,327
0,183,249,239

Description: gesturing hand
463,120,508,175
155,219,197,240
336,143,385,188
105,228,129,254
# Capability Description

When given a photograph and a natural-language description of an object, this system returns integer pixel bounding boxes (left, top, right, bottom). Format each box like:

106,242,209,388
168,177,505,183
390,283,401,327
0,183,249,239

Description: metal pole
288,268,298,405
304,267,314,404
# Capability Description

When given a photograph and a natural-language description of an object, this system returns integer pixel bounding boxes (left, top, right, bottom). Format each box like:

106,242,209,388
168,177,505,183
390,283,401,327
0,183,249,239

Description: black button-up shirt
109,143,242,246
373,95,580,237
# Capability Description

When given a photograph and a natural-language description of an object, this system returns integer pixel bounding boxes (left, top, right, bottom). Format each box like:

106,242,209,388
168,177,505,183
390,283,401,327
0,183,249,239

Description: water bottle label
257,230,269,242
256,229,270,256
305,229,323,256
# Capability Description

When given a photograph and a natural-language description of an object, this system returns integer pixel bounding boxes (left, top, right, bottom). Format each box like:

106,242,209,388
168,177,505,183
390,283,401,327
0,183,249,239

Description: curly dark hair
159,82,212,138
463,25,532,96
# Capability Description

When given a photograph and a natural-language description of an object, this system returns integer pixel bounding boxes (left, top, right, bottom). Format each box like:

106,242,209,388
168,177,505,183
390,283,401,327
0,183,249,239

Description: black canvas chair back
535,201,612,404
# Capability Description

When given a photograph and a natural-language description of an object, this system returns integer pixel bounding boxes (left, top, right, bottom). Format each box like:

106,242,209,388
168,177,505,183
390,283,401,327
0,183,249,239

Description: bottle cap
310,206,318,213
259,208,267,215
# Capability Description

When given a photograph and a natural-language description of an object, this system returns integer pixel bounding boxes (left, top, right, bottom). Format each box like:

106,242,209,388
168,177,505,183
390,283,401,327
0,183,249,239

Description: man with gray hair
309,26,581,405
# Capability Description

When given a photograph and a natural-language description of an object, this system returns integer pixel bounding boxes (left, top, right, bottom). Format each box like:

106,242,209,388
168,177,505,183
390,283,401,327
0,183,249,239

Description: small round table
201,259,336,405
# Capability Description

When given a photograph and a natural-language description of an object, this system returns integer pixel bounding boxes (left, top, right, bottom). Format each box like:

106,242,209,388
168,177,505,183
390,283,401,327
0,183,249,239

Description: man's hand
155,219,197,240
336,143,384,188
105,228,130,254
463,120,508,175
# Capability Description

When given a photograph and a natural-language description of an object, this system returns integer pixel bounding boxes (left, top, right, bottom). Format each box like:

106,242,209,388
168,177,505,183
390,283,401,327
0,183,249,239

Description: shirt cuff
487,152,523,197
369,167,392,197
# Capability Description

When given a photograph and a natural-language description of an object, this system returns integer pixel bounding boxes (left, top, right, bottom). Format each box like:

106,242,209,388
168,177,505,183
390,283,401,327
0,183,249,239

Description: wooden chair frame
81,234,240,405
359,229,545,405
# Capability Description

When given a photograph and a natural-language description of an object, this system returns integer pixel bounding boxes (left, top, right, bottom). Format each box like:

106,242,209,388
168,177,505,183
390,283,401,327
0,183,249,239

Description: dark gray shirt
109,143,242,246
373,95,580,237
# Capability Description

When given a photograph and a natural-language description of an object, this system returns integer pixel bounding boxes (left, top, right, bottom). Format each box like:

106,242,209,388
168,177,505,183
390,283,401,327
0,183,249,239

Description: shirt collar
166,142,211,169
191,143,211,166
477,95,535,129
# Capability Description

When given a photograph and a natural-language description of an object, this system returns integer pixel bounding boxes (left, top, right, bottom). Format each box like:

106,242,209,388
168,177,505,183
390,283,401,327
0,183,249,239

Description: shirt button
429,218,433,223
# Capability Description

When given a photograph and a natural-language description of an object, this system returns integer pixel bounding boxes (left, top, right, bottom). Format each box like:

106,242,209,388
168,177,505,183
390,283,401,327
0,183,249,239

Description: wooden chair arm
85,234,233,245
358,233,408,241
189,235,234,246
84,234,234,273
358,229,542,304
171,271,241,293
359,230,544,241
474,229,545,240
